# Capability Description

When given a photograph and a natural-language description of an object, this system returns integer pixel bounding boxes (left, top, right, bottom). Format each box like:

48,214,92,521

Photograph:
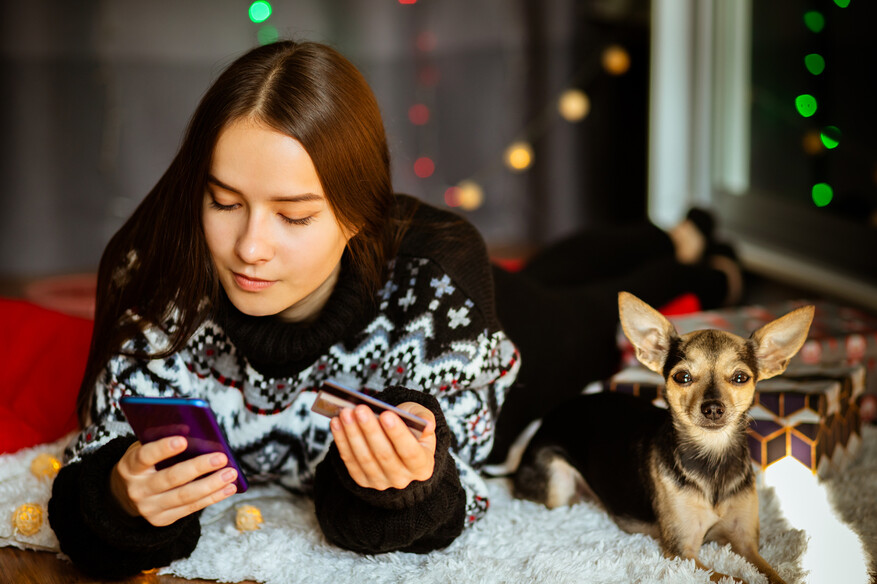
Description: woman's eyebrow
207,174,323,203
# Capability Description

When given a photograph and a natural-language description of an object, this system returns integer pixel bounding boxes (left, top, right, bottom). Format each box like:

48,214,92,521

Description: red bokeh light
408,104,430,125
414,157,435,178
444,187,462,207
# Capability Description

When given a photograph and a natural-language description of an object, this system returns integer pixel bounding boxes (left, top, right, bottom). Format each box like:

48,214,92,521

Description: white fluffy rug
3,428,877,584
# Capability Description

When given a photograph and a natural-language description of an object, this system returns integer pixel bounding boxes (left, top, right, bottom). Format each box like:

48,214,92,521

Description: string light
795,94,818,117
408,104,430,126
803,11,825,33
504,142,534,172
820,126,841,149
248,1,272,23
602,45,631,75
812,183,834,207
414,157,435,178
804,53,825,75
802,131,823,155
558,89,591,122
457,180,484,211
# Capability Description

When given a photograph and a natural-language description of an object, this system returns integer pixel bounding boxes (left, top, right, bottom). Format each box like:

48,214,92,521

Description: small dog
514,291,814,584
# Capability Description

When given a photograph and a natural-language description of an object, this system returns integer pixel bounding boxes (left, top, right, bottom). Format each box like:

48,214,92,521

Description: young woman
48,39,739,579
48,40,520,579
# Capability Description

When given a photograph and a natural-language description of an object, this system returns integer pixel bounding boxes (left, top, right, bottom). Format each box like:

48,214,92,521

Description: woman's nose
235,213,274,264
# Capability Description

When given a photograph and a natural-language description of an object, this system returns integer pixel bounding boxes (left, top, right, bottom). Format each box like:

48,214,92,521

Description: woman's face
203,118,355,322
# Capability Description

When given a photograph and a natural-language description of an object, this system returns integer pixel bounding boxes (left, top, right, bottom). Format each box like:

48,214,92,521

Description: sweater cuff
325,386,453,510
48,435,201,579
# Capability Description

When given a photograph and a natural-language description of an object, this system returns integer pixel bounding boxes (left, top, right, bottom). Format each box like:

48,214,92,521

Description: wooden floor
0,546,256,584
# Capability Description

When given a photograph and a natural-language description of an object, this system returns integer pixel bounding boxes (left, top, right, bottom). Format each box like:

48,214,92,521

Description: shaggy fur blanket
2,427,876,584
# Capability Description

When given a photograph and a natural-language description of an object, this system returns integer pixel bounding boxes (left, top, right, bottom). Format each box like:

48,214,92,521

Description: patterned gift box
616,301,877,405
602,363,866,477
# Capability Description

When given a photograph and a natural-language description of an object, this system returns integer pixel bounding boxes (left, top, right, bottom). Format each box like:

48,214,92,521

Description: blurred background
1,0,875,312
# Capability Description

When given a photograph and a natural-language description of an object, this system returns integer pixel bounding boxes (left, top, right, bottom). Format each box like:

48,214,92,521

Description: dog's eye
731,372,751,384
672,371,692,385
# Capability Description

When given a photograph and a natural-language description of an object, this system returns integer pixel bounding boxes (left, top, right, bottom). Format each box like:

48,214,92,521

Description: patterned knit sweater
48,197,520,579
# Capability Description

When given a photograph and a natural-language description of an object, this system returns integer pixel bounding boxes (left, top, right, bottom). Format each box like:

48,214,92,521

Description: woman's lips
232,272,276,292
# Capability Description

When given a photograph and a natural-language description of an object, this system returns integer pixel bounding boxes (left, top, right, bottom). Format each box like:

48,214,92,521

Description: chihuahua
513,292,814,584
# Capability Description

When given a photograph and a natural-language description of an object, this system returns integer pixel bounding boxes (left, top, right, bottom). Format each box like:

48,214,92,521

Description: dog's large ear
750,305,815,380
618,292,678,374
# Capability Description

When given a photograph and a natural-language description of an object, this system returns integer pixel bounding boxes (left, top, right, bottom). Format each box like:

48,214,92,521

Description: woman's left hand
329,402,437,491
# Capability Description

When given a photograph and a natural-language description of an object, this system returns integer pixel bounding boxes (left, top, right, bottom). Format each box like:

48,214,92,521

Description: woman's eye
279,215,314,226
731,372,751,384
672,371,692,385
208,199,237,212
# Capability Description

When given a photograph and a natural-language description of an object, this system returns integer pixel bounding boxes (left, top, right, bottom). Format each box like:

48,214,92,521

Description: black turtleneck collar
213,253,377,379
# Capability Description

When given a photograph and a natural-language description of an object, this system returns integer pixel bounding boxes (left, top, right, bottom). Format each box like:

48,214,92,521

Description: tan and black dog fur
514,291,814,584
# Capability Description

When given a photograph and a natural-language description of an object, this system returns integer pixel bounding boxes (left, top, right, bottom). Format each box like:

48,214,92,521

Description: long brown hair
77,41,398,424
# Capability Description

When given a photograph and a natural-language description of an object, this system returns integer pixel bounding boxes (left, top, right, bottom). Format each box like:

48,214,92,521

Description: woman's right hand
110,436,239,527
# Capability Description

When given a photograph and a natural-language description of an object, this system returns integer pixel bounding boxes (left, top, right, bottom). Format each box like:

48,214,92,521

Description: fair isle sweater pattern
65,255,520,527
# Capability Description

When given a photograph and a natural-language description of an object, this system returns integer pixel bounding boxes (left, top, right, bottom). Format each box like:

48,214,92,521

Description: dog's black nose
701,400,725,421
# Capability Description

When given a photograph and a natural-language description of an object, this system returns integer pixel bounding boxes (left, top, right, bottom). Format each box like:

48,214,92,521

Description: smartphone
311,380,429,438
119,396,248,492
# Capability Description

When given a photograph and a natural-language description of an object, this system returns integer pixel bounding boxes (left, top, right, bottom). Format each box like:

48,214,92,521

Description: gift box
602,363,866,477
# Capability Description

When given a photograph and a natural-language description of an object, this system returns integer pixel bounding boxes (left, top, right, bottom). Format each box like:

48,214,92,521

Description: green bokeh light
834,0,851,7
249,1,272,23
804,53,825,75
820,126,841,149
804,11,825,33
795,94,818,118
812,183,834,207
257,25,278,45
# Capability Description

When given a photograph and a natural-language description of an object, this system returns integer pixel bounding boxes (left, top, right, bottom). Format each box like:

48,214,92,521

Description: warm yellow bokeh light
558,89,591,122
504,141,533,172
457,180,484,210
602,45,630,75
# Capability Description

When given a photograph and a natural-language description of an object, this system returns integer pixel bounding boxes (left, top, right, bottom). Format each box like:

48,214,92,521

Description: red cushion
0,298,93,454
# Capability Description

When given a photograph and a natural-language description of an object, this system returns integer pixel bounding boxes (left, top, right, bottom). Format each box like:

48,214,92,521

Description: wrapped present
616,300,877,417
603,364,866,477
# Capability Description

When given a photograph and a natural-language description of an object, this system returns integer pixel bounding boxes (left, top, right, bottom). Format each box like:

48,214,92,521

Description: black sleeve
312,386,467,554
48,435,202,579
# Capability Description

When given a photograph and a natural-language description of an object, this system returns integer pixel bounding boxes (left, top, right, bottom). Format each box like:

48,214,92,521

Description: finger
330,416,366,483
145,472,238,527
354,407,407,474
132,436,188,471
152,451,229,492
340,407,394,484
379,411,430,461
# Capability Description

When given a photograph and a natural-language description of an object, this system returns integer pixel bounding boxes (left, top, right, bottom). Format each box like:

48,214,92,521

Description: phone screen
120,396,248,492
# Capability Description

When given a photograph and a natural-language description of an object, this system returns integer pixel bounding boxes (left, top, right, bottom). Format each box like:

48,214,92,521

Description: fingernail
222,469,236,481
330,417,341,431
382,414,396,428
223,484,237,495
356,407,372,423
341,408,354,424
171,437,185,449
211,454,226,467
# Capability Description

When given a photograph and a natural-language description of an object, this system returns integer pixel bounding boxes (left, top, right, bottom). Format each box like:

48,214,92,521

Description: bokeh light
504,142,533,172
408,104,430,125
804,11,825,33
416,31,436,52
457,180,484,211
812,183,834,207
820,126,841,149
418,65,440,87
398,0,417,4
414,157,435,178
257,25,278,46
802,130,823,155
558,89,591,122
248,1,272,23
804,53,825,75
444,187,461,207
795,94,818,118
834,0,851,7
602,45,631,75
